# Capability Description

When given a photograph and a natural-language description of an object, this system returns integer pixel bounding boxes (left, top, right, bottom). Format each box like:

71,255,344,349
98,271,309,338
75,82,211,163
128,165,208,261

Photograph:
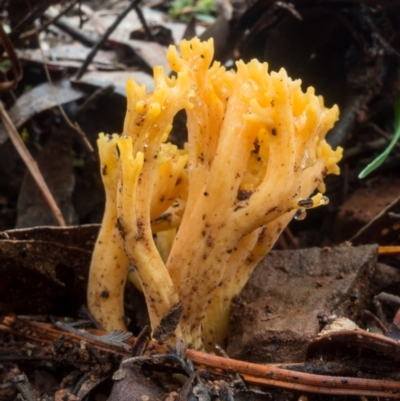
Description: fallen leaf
0,80,84,144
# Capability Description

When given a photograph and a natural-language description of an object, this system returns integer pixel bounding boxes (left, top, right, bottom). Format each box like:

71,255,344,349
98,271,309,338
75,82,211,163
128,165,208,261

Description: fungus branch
88,134,130,331
88,37,343,349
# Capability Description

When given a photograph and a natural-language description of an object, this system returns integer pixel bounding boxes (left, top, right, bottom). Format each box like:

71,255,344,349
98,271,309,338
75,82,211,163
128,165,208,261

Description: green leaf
169,0,216,21
358,96,400,179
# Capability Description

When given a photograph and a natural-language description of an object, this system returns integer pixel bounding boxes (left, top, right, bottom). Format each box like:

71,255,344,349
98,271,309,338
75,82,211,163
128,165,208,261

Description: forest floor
1,0,400,400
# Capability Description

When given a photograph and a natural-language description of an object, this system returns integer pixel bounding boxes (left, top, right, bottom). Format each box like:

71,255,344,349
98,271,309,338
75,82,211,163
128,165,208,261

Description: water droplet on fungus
294,209,307,221
319,195,329,206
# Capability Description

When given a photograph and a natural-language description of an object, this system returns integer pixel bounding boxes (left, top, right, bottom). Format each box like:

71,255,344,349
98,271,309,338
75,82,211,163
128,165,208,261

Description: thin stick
0,23,22,92
53,16,98,47
134,4,155,41
12,374,37,401
379,246,400,256
376,292,400,307
75,0,142,80
24,0,93,152
20,0,80,40
363,309,388,334
35,35,93,152
0,102,66,226
350,195,400,242
3,316,400,399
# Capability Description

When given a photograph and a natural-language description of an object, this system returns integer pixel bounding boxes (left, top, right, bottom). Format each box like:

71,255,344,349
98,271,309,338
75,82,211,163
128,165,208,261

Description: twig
35,45,93,152
326,90,369,148
71,372,90,396
24,0,93,152
344,137,390,159
378,246,400,256
79,4,107,35
85,343,104,363
3,316,400,399
131,325,151,356
75,0,142,80
177,370,205,401
0,23,23,92
369,122,400,149
12,373,37,401
20,1,80,40
53,16,98,47
123,353,194,376
0,102,66,226
73,84,114,118
191,351,400,398
78,0,85,29
363,309,388,334
350,195,400,242
78,305,104,330
360,3,400,62
376,292,400,308
134,3,155,41
214,344,230,358
43,90,92,148
9,0,50,43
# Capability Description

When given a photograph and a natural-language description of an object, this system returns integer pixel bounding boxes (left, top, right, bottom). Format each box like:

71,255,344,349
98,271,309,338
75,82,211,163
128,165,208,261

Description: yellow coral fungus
87,37,342,349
